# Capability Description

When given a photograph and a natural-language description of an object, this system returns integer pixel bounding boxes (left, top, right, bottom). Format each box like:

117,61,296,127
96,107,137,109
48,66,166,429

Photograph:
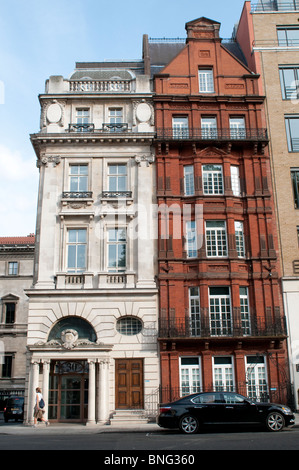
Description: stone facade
26,63,159,424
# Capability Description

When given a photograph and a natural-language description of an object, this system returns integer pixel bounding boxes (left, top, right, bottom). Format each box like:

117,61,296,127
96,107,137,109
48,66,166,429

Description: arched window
48,316,97,343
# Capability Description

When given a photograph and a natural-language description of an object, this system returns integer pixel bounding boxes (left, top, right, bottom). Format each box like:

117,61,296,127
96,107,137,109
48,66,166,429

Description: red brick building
150,17,290,403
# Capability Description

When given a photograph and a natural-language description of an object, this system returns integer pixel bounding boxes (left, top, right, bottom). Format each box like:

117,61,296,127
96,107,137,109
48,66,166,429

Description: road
0,425,298,454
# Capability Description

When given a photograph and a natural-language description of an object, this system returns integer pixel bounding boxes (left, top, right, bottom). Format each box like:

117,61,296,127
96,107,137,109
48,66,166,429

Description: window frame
235,221,246,258
189,287,201,336
239,287,251,335
291,168,299,208
205,220,228,257
108,164,127,192
186,220,197,258
66,228,87,273
277,26,299,47
202,164,224,195
7,261,19,276
286,116,299,151
69,164,88,192
180,357,202,396
107,227,127,273
201,116,218,139
212,356,235,392
172,116,189,138
198,68,214,93
279,66,299,100
184,165,195,196
209,286,232,336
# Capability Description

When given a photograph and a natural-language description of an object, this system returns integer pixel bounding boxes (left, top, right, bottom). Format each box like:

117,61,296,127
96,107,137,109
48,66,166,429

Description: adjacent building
0,235,35,409
150,17,290,405
26,62,159,425
236,0,299,411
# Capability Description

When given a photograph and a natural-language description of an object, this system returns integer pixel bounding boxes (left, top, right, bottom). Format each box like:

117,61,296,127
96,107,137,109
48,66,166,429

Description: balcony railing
251,1,299,12
69,79,132,93
68,123,95,132
102,123,129,132
156,128,268,142
62,191,93,199
101,191,132,199
159,309,287,339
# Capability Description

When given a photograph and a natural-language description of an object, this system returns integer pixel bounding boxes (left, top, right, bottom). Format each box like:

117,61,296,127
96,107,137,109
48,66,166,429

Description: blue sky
0,0,247,236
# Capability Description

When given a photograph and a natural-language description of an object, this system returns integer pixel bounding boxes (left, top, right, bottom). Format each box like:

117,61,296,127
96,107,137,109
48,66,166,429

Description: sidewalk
0,414,298,435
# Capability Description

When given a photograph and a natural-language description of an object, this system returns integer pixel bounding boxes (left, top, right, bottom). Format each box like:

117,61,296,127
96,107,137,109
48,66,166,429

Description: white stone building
25,61,159,425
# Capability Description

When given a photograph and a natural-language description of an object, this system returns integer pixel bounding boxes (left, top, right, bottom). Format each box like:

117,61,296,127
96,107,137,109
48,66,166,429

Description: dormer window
198,69,214,93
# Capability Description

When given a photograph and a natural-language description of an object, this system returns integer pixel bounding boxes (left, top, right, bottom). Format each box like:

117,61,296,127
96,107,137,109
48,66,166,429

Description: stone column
87,360,96,426
42,360,50,421
97,359,110,424
28,361,40,425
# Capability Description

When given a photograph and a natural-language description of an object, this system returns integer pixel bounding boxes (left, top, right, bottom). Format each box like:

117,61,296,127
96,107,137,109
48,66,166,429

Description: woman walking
33,387,50,427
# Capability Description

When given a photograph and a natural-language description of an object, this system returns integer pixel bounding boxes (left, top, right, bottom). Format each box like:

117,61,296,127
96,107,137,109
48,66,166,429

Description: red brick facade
153,18,290,403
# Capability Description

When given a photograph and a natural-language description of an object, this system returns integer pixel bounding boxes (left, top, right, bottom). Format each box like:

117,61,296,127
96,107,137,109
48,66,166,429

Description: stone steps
109,409,149,426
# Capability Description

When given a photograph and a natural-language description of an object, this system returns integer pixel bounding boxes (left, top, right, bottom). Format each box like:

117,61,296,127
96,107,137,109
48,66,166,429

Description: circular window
116,317,142,336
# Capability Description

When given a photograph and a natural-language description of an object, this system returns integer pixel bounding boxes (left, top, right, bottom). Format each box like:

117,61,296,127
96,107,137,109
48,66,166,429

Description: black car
4,396,24,422
158,391,295,434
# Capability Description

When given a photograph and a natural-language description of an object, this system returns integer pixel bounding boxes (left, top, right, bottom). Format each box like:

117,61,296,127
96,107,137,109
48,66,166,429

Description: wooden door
115,359,144,409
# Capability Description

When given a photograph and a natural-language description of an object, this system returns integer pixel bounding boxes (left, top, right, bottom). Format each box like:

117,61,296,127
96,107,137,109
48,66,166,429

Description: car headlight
281,406,293,415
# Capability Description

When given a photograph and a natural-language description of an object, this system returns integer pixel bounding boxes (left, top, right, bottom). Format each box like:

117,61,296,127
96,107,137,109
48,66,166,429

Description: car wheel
266,412,285,432
179,415,199,434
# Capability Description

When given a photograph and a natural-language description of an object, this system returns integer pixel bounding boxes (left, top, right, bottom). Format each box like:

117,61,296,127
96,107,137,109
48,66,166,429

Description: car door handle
225,406,234,409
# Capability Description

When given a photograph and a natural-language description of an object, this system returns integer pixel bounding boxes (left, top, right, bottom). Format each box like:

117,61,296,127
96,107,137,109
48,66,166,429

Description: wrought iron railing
62,191,93,199
156,128,268,142
68,123,95,132
101,191,132,198
158,309,287,339
102,123,129,132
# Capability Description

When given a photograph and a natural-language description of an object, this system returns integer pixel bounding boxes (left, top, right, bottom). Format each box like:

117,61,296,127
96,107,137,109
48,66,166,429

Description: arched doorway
47,317,96,423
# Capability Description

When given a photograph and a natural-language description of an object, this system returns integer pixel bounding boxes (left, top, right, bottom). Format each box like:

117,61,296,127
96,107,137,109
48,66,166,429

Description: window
235,221,245,258
172,116,189,138
108,228,126,272
231,166,241,196
186,221,197,258
184,165,195,196
206,221,227,257
116,317,142,336
1,355,12,378
245,356,268,401
285,116,299,151
189,287,200,336
8,262,18,276
209,287,232,336
279,66,299,100
66,229,87,273
108,164,127,192
213,357,234,391
201,117,217,139
180,357,202,396
202,164,223,195
277,26,299,46
230,117,246,139
109,108,123,132
291,169,299,207
5,303,16,324
76,108,90,132
240,287,251,335
69,165,88,192
198,69,214,93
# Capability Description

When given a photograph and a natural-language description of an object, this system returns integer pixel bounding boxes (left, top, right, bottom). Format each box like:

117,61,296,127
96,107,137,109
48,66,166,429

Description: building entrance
48,360,88,422
115,359,144,409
